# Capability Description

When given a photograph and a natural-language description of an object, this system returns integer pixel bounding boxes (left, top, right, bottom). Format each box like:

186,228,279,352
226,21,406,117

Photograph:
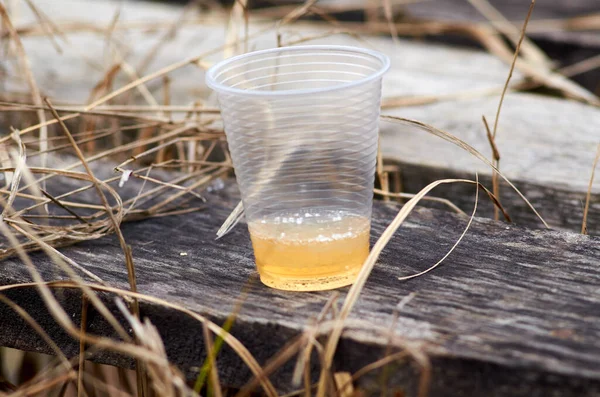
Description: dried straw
582,144,600,235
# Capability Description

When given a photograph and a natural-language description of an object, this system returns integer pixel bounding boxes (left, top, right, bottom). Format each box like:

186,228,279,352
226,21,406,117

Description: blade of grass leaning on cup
217,116,548,235
316,176,481,397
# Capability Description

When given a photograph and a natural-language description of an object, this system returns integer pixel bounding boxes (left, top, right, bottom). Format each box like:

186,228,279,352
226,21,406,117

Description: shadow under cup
206,45,390,291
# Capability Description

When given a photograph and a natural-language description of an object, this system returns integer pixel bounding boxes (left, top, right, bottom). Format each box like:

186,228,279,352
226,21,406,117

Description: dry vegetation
0,0,599,396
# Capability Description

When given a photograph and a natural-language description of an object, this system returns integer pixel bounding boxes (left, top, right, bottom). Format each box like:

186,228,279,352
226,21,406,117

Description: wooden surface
402,0,600,91
3,182,600,395
4,0,600,236
403,0,600,48
381,93,600,234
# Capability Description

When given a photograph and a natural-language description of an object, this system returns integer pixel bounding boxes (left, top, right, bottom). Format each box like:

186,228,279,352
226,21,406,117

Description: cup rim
205,45,391,98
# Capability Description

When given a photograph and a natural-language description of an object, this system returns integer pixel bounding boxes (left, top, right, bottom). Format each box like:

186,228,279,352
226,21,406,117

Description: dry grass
0,0,598,396
486,0,536,221
582,144,600,235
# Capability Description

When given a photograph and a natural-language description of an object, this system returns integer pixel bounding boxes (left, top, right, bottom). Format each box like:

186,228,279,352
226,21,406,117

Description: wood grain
3,182,600,395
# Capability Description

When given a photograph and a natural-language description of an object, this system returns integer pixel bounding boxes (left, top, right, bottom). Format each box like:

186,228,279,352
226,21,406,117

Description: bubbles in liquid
248,211,370,291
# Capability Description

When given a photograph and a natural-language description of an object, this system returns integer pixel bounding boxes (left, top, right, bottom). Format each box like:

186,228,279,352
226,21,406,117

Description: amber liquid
248,213,370,291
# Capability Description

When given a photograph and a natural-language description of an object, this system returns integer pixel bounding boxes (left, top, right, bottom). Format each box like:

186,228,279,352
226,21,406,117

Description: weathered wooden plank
3,181,600,395
262,0,600,91
401,0,600,91
402,0,600,47
380,93,600,233
6,0,524,103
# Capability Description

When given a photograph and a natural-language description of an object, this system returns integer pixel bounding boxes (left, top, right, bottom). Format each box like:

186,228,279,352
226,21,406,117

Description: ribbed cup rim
205,45,391,97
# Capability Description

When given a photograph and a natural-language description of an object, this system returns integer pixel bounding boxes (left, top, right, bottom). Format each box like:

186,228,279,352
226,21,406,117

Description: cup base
258,268,360,291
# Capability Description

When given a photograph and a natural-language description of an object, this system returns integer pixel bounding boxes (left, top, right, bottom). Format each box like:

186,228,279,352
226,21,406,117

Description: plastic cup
206,45,390,291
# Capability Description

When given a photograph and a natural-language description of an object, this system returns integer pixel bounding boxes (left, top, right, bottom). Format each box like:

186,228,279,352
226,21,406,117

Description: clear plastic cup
206,45,390,291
